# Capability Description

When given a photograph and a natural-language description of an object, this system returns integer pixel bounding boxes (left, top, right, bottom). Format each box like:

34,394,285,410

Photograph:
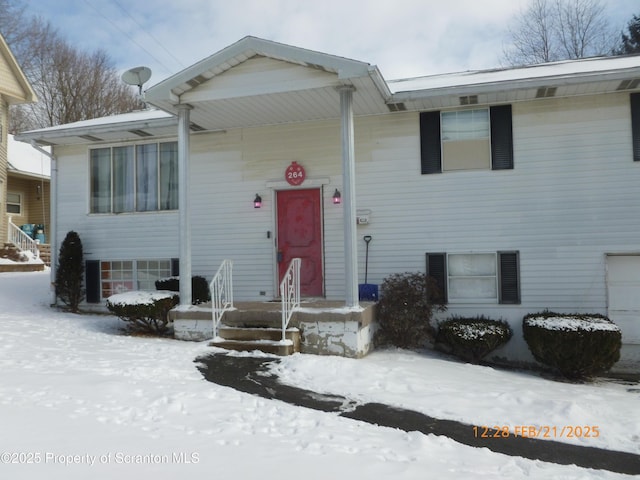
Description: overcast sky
27,0,639,87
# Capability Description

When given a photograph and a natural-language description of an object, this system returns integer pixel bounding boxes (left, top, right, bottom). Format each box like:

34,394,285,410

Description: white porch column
177,104,192,306
339,86,359,308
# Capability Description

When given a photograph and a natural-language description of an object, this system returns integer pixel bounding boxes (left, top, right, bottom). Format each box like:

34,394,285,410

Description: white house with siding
17,37,640,369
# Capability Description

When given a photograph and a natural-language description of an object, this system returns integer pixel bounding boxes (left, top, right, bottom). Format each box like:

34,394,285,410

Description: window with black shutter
631,93,640,162
420,105,514,173
426,251,520,304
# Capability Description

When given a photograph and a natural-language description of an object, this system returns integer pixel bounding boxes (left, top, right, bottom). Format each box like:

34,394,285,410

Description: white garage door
607,255,640,344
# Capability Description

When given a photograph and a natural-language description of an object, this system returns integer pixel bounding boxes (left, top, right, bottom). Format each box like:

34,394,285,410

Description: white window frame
447,252,499,304
89,141,178,214
441,108,491,171
6,192,22,215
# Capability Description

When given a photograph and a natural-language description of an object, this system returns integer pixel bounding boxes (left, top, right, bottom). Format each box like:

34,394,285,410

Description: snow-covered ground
0,271,637,480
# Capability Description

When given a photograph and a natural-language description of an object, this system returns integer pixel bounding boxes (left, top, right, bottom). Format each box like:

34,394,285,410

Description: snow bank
0,272,637,480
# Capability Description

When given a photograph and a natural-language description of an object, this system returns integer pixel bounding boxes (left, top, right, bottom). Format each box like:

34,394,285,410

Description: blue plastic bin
20,224,35,239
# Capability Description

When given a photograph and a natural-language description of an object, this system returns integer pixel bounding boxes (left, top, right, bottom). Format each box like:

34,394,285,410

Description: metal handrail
280,258,301,342
7,217,40,260
209,259,233,339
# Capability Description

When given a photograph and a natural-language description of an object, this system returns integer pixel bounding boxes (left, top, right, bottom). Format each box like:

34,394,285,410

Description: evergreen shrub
155,276,210,304
55,231,85,312
436,316,512,363
106,291,179,334
523,311,622,379
375,272,446,349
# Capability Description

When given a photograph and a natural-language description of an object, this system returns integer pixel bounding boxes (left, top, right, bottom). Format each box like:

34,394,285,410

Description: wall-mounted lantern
332,189,341,205
254,194,262,209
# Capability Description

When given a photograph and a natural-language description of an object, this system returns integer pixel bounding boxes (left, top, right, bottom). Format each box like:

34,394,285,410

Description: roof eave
391,66,640,102
15,116,178,146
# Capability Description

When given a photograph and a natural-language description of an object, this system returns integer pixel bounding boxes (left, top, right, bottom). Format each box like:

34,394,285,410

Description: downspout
30,140,57,306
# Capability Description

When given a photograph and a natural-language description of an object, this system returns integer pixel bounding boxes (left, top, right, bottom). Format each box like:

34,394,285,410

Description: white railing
280,258,301,342
7,217,40,260
210,260,234,339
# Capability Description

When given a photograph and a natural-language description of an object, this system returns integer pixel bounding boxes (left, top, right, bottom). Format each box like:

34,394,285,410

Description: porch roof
144,36,392,131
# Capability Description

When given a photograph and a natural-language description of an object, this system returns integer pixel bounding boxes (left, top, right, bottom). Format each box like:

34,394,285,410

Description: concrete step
219,326,300,348
0,263,45,273
209,338,297,356
210,325,301,356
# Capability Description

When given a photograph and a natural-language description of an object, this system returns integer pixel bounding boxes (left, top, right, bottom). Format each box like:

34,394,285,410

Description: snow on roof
7,134,50,177
388,54,640,94
19,108,174,135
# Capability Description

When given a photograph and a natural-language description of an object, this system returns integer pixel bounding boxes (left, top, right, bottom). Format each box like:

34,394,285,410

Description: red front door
277,189,323,297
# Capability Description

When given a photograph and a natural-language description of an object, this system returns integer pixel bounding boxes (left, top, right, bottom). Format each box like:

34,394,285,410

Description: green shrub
436,316,512,363
55,231,85,312
155,275,210,304
523,311,622,379
106,291,179,334
375,272,447,349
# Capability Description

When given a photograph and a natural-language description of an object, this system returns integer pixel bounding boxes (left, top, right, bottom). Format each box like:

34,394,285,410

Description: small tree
55,231,85,312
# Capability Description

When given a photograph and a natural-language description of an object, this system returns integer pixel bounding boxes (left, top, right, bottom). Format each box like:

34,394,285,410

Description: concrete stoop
0,242,46,272
171,300,377,358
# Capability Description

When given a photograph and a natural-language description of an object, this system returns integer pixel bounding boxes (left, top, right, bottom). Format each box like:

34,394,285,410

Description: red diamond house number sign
285,161,306,186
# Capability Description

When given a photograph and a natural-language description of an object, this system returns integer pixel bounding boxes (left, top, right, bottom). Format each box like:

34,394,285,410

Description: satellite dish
122,66,152,94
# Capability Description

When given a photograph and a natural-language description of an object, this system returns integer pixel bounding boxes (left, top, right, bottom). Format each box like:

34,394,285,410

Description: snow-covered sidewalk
0,271,637,479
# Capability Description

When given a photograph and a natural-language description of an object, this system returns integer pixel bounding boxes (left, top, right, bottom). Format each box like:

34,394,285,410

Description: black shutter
426,252,447,302
171,258,180,277
498,251,520,304
631,93,640,162
420,111,442,174
85,260,100,303
490,105,514,170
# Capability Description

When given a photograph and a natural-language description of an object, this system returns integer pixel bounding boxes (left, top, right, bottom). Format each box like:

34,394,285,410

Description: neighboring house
0,33,37,248
6,134,51,242
16,37,640,368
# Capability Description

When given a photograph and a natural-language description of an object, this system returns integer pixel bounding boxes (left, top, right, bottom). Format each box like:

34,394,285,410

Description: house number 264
285,161,306,186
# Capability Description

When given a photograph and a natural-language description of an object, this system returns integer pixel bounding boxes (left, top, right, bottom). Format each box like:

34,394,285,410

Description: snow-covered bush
106,291,179,334
55,231,84,312
375,272,447,349
155,275,211,304
436,316,512,363
523,312,622,379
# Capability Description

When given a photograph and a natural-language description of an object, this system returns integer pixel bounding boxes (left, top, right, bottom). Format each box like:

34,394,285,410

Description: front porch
170,299,377,358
